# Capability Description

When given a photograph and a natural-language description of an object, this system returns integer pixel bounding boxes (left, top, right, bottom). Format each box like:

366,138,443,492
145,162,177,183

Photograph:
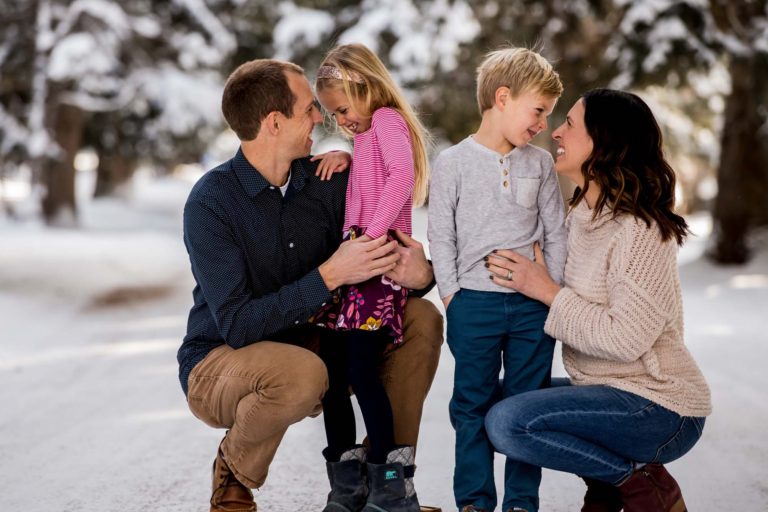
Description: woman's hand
310,150,351,180
485,242,561,306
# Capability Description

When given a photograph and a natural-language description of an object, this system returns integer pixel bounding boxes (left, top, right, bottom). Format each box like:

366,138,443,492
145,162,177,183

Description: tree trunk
93,151,136,198
709,55,768,264
41,102,84,226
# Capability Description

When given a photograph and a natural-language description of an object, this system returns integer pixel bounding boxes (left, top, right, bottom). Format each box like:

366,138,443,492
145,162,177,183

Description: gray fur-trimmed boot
323,445,368,512
362,445,420,512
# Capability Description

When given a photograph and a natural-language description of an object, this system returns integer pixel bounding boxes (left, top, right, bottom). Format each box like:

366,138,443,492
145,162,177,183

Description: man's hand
441,294,454,310
310,151,351,181
384,229,433,290
319,235,399,291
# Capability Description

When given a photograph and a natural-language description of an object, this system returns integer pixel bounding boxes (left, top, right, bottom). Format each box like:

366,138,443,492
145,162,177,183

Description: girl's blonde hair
315,43,431,207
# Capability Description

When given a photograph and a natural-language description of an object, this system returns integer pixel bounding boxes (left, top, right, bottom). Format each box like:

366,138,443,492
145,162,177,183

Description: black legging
320,329,394,464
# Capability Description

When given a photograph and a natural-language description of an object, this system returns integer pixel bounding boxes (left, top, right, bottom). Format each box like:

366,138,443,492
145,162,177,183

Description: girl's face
551,99,594,186
317,87,371,134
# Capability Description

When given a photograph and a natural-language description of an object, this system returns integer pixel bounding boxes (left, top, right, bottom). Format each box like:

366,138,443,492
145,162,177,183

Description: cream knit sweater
544,201,712,417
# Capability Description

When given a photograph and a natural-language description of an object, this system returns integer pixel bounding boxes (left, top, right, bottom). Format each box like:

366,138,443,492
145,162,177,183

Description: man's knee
286,349,328,405
402,297,444,349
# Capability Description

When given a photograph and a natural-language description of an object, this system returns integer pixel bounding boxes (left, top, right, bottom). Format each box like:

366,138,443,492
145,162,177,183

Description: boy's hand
310,151,351,181
441,294,454,310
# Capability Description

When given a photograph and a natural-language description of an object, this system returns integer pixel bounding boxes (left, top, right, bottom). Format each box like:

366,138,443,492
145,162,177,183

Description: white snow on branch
54,0,131,44
0,105,31,154
48,32,119,81
273,2,335,60
135,67,224,138
172,0,236,57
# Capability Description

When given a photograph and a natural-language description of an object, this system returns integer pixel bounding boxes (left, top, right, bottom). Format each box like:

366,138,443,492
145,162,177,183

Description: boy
427,47,567,512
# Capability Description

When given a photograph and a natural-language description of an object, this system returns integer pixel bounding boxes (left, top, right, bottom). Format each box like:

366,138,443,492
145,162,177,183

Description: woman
482,89,711,512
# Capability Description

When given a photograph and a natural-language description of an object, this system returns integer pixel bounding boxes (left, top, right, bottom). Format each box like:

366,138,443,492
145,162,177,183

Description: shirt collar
232,147,310,198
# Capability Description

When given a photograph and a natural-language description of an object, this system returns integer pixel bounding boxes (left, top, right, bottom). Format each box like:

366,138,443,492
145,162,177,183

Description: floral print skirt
311,226,408,344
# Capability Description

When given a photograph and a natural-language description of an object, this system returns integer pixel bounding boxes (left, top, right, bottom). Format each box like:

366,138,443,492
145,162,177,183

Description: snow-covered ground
1,171,767,511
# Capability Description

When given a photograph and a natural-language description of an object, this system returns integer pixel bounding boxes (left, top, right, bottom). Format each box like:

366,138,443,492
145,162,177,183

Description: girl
311,43,430,512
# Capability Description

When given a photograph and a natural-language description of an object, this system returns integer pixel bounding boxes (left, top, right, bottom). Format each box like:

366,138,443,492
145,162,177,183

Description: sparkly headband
316,65,365,84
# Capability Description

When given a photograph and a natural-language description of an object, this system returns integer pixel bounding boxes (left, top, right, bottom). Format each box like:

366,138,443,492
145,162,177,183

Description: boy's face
498,89,557,148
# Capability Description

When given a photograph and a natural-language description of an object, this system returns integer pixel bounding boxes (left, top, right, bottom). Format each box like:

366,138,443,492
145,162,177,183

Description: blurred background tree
1,0,766,263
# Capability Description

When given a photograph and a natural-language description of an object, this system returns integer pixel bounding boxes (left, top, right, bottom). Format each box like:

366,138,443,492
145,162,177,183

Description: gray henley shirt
428,136,567,299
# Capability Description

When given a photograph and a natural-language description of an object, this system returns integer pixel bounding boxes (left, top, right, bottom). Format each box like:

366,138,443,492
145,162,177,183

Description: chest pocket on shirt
514,177,540,209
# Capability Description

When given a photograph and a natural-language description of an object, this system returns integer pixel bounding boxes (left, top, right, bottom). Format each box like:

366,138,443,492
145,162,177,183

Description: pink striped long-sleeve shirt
344,107,414,239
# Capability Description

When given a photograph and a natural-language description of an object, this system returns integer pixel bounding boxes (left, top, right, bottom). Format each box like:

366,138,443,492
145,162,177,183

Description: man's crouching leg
187,342,329,511
378,297,444,512
381,297,443,448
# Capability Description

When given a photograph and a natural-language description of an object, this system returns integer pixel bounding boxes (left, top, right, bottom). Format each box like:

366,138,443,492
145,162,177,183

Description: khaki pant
187,297,444,489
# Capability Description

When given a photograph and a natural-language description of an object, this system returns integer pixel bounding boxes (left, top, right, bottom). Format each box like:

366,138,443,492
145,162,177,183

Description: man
179,59,443,512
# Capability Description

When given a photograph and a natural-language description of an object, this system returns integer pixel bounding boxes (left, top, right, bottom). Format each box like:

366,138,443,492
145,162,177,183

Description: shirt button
294,320,299,325
288,242,295,248
503,180,509,188
499,158,503,164
321,302,327,306
269,186,275,190
503,169,509,176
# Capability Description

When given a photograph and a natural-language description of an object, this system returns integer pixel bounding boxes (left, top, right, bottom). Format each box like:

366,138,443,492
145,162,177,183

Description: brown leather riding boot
211,449,257,512
580,476,623,512
618,464,687,512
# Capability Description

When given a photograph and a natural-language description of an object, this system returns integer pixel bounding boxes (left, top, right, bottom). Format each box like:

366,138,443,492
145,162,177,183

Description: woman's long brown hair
571,88,690,245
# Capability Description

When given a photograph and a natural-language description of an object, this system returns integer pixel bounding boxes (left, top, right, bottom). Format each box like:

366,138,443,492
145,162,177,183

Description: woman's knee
485,396,532,457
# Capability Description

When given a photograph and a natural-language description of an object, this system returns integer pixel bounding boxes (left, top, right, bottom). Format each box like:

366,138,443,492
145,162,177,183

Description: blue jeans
447,289,555,512
485,379,706,485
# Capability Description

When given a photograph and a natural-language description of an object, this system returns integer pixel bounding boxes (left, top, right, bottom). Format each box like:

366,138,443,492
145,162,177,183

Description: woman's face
551,99,594,186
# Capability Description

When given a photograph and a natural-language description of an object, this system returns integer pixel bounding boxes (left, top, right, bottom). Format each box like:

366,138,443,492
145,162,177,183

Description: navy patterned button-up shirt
178,149,346,394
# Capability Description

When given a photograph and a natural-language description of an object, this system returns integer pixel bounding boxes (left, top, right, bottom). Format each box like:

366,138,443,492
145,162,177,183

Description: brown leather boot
618,464,687,512
211,448,257,512
581,476,622,512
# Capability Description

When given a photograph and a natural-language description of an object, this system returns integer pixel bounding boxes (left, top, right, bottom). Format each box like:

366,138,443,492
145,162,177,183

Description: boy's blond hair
476,47,563,114
315,43,431,207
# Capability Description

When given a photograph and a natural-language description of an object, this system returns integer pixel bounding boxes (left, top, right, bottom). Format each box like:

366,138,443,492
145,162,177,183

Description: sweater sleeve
427,152,461,299
544,222,679,362
363,108,415,239
537,155,567,285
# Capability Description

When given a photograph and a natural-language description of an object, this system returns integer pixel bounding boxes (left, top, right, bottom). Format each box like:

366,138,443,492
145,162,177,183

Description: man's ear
494,86,510,110
264,111,280,135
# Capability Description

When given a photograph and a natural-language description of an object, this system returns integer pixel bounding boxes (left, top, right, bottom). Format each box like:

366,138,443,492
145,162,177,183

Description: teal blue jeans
485,379,706,485
447,289,555,512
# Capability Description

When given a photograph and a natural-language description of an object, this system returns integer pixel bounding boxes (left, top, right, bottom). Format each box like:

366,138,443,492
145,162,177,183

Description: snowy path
1,176,766,511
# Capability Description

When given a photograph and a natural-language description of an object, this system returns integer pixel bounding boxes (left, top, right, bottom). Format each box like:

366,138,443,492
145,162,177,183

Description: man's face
281,72,323,159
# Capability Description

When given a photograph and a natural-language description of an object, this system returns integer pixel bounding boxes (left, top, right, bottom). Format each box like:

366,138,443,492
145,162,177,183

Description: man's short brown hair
221,59,305,141
476,47,563,114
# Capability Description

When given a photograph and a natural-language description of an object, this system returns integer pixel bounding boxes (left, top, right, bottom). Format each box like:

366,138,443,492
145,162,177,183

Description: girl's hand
310,150,351,181
485,242,561,306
